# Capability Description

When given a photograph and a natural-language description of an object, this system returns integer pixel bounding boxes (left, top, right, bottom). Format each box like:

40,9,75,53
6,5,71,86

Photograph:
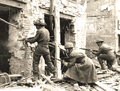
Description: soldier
92,39,116,70
62,42,97,85
24,18,56,81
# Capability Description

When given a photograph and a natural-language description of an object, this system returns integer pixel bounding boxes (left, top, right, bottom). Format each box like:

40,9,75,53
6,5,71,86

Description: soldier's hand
92,51,98,55
80,59,85,64
17,38,25,41
89,49,93,52
62,60,68,66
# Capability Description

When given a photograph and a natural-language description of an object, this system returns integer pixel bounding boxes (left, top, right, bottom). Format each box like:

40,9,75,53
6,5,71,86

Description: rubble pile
97,70,120,91
1,69,120,91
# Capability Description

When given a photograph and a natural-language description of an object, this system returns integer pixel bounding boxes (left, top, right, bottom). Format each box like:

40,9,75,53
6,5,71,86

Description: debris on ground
1,68,120,91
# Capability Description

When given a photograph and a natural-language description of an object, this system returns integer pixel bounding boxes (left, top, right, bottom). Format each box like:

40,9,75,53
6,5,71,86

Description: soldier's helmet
65,42,74,49
96,38,104,43
33,18,47,26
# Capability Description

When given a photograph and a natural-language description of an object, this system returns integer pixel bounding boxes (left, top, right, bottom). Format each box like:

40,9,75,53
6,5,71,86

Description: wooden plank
37,83,66,91
93,85,105,91
97,74,111,79
9,74,22,78
12,0,27,4
0,0,26,9
95,81,115,91
41,74,54,84
54,6,61,79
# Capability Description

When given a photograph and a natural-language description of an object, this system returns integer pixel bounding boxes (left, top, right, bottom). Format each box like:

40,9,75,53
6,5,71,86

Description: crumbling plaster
86,0,116,58
8,0,87,76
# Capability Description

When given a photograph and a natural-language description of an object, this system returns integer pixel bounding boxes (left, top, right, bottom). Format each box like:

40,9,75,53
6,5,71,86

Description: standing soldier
92,39,116,70
24,18,56,81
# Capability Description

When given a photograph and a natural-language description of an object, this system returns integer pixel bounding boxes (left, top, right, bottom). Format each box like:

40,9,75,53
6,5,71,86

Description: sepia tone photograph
0,0,120,91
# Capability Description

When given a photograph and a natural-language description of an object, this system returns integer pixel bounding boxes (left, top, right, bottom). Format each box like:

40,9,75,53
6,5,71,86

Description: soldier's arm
67,57,76,68
26,31,40,43
92,48,102,56
62,57,76,68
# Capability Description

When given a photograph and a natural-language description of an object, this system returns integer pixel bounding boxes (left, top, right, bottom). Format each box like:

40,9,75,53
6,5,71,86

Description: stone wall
7,0,87,76
86,0,116,58
7,0,40,76
116,0,120,51
38,0,87,48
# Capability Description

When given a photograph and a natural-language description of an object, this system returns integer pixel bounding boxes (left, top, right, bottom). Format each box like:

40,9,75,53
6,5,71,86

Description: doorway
44,14,71,55
118,34,120,51
0,12,10,73
45,14,71,45
45,14,71,74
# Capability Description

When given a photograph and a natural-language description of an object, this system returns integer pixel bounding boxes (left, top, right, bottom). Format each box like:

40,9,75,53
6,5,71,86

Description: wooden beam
0,18,19,29
95,81,115,91
60,12,75,20
12,0,27,4
0,0,26,9
54,6,61,79
39,7,75,20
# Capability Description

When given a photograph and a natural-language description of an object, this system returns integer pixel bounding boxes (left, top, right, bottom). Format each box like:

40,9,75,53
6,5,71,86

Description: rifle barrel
80,48,98,52
51,56,62,61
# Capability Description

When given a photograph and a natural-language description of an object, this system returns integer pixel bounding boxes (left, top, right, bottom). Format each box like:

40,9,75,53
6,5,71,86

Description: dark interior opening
45,15,71,56
45,14,71,74
45,14,71,45
0,12,10,73
45,14,55,42
60,18,71,45
118,34,120,51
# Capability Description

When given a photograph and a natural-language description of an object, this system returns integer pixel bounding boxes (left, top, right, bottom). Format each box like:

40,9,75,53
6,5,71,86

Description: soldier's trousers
33,53,56,76
98,52,116,70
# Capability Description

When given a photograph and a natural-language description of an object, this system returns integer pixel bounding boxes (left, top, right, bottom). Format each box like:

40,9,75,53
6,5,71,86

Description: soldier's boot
101,63,107,70
98,58,107,70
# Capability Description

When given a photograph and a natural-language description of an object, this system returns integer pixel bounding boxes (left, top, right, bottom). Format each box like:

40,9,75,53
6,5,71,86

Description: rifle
51,56,63,62
80,48,98,53
80,48,99,56
51,56,71,62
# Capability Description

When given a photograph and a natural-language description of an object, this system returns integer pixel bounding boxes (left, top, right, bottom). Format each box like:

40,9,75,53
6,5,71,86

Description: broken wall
116,0,120,51
0,14,9,73
39,0,87,48
7,0,87,76
7,0,40,76
86,0,116,58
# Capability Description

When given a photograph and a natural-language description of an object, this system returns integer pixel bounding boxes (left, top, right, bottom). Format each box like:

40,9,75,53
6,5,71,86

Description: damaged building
0,0,27,74
1,0,120,91
0,0,87,78
86,0,120,59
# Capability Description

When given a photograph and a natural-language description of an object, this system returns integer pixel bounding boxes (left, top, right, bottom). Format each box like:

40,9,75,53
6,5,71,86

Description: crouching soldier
92,39,116,70
62,42,98,85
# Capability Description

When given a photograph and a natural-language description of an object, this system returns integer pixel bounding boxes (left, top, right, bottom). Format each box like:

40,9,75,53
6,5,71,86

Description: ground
1,63,120,91
1,70,120,91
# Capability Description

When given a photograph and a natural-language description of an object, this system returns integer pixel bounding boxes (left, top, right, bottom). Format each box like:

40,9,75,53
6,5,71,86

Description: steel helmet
96,38,104,43
65,42,73,49
33,18,47,26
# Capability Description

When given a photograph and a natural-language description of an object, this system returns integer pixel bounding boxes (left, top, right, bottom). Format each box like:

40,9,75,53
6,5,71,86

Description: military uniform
94,43,116,70
64,49,98,84
26,19,56,80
